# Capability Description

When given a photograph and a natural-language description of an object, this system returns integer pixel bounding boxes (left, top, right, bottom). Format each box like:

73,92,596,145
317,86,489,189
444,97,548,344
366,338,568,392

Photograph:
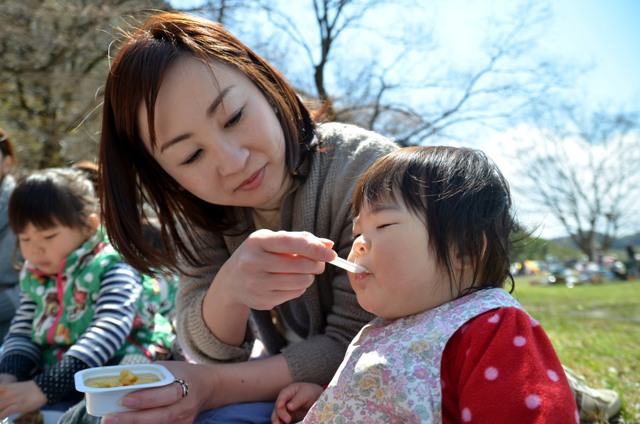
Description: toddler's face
18,222,92,275
348,199,454,320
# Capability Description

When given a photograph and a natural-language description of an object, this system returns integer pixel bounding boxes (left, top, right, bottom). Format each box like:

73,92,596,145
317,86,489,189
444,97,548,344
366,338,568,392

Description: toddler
273,146,578,423
0,168,175,418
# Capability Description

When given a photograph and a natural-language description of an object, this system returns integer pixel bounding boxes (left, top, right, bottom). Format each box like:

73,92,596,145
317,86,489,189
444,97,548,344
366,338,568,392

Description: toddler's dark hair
352,146,521,297
9,168,98,233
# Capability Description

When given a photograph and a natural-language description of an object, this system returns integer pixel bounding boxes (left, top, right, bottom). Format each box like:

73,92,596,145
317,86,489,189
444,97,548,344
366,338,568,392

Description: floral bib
305,288,523,423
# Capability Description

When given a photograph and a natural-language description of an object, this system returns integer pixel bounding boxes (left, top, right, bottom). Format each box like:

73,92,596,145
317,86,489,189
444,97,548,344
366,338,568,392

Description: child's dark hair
352,146,521,297
9,168,98,233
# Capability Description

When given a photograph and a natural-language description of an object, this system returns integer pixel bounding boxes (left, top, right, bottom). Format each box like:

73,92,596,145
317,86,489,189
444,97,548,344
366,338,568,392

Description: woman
0,128,20,344
79,11,398,424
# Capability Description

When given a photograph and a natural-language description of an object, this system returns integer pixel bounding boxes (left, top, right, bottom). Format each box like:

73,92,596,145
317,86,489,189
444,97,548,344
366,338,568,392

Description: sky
524,0,638,238
437,0,640,106
173,0,640,103
545,0,640,106
432,0,640,239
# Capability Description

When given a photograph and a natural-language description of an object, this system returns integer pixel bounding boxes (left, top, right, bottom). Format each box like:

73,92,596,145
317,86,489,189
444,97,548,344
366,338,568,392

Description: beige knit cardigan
176,122,399,385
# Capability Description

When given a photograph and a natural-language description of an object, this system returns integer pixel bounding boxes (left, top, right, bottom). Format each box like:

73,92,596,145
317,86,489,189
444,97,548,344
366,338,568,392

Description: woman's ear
84,213,100,236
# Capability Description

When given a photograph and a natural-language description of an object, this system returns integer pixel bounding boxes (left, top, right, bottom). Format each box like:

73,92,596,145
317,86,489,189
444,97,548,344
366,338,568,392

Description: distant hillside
512,231,640,262
549,232,640,251
612,232,640,249
512,233,579,261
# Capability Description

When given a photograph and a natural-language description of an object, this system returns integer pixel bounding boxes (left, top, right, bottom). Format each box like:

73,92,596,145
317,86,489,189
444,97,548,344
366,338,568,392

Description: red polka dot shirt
441,307,579,423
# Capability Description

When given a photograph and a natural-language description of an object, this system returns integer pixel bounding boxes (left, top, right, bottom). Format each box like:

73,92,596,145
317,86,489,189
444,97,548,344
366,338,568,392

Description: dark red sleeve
441,307,578,424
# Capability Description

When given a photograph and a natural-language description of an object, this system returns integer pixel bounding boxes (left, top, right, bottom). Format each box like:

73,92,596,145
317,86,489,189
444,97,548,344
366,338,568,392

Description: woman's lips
237,166,266,191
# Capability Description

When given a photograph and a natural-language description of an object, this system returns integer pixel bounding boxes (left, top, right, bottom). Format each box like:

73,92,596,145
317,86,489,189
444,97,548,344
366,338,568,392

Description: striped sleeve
64,263,142,367
0,293,42,367
8,264,143,404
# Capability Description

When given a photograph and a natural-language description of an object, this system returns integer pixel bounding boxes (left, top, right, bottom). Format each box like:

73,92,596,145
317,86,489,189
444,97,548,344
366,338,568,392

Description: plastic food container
74,363,174,417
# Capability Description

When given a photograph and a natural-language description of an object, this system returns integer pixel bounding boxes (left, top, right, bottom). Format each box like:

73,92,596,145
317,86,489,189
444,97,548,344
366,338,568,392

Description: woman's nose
215,137,249,177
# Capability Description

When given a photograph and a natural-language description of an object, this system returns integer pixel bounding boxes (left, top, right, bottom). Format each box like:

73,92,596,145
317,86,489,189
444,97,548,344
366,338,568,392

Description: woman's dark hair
352,146,521,297
9,168,98,234
0,128,16,162
99,11,317,274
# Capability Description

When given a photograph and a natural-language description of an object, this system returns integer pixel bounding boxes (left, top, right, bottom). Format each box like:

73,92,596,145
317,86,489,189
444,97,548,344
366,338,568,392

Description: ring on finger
174,379,189,398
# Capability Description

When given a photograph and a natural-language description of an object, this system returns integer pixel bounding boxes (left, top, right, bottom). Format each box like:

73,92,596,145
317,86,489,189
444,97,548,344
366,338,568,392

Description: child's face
138,56,289,210
18,222,94,275
348,199,455,320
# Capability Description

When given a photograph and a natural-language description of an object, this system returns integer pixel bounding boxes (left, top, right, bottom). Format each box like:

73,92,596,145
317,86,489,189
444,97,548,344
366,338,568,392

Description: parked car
546,267,581,287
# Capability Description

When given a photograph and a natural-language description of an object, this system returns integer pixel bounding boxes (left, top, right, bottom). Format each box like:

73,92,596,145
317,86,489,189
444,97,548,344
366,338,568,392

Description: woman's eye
225,108,243,128
44,234,57,240
182,149,203,165
377,223,394,230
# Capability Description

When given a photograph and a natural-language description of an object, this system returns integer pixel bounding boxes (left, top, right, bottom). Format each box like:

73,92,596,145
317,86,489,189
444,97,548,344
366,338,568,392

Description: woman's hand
202,230,336,346
221,230,336,310
102,361,213,424
0,374,17,385
0,381,47,420
271,382,324,424
103,356,295,424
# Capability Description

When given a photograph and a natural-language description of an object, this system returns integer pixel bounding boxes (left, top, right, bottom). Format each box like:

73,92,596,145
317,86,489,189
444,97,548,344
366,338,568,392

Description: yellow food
13,410,44,424
85,369,160,388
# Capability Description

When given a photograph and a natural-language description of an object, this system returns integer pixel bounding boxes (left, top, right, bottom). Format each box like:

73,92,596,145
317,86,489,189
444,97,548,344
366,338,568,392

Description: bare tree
177,0,255,26
339,1,569,146
0,0,170,169
197,0,570,146
512,105,640,259
251,0,422,122
0,0,580,175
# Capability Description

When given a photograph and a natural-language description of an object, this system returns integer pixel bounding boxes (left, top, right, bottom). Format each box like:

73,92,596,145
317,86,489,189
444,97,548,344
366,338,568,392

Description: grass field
512,276,640,423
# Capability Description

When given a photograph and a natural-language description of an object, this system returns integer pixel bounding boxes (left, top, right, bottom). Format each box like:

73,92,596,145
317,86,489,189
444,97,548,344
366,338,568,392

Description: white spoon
328,256,368,274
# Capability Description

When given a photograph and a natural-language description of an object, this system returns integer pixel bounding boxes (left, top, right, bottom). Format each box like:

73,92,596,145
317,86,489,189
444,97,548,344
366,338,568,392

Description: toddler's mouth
354,271,370,280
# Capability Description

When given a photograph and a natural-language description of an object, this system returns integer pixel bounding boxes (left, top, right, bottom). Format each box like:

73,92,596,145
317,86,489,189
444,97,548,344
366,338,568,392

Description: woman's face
138,57,288,209
348,198,455,320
